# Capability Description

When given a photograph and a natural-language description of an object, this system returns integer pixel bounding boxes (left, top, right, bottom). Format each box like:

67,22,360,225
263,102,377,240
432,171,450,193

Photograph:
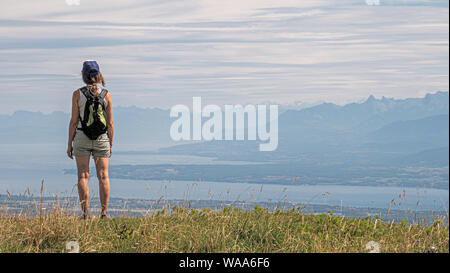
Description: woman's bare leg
94,157,110,217
75,156,90,218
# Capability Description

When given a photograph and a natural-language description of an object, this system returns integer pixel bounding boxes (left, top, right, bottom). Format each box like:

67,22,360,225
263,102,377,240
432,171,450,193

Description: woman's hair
82,72,105,86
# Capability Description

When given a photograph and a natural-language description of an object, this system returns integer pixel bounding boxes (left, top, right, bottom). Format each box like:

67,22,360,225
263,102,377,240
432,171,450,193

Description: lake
0,144,448,211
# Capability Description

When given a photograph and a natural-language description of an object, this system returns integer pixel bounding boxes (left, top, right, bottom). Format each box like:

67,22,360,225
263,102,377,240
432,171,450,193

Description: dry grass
0,205,448,253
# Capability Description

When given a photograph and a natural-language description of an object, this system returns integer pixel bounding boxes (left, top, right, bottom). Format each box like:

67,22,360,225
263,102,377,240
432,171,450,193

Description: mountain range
157,92,449,165
3,91,448,188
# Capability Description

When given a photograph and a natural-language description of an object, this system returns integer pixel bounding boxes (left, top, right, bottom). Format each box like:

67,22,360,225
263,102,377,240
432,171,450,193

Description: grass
0,205,448,253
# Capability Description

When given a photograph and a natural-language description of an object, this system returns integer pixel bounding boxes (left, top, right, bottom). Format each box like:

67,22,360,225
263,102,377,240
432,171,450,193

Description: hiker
66,60,114,219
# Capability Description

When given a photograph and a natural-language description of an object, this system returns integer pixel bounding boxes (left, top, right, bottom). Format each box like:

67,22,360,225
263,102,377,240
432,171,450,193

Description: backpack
78,87,108,140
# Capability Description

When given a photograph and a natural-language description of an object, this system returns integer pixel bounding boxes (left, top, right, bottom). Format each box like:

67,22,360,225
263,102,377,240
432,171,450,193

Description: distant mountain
151,92,449,189
356,92,449,132
395,147,449,167
365,115,449,152
0,110,68,144
158,92,450,167
113,106,173,147
3,91,448,189
0,106,174,147
1,91,448,153
279,91,449,140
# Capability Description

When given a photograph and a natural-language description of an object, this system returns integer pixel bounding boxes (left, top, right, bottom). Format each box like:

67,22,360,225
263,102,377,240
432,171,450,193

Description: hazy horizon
1,90,448,116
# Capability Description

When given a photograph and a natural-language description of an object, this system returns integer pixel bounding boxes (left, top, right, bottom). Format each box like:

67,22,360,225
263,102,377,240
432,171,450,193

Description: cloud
0,0,448,114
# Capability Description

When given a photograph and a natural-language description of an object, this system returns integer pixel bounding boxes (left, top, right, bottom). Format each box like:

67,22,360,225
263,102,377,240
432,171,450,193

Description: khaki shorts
73,131,111,158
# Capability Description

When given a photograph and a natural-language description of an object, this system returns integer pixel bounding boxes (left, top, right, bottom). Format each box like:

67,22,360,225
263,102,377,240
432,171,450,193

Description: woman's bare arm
106,92,114,154
67,90,80,159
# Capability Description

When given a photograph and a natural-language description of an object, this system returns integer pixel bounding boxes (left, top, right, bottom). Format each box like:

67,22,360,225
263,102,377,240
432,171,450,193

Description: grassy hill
0,206,448,253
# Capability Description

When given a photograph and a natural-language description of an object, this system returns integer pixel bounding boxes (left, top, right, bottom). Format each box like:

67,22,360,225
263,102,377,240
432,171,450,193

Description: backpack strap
98,89,109,110
99,88,108,99
77,87,91,130
80,86,107,100
79,87,93,101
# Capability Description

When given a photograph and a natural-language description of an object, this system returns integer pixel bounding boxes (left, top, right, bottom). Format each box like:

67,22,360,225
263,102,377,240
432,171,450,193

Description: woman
67,60,114,219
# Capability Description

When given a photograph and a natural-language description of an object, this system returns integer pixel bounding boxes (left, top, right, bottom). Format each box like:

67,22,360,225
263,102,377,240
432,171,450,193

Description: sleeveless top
77,86,109,129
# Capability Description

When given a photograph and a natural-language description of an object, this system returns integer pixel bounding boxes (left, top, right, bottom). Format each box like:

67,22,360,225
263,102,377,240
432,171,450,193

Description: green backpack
78,87,108,140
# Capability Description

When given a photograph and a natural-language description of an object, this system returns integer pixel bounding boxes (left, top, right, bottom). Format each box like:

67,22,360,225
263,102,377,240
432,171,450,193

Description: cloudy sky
0,0,448,114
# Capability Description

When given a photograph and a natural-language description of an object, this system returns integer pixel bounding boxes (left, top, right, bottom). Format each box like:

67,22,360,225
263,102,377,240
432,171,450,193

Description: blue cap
82,60,100,76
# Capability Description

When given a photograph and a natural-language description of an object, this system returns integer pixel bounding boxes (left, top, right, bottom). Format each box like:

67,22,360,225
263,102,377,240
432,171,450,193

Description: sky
0,0,448,114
